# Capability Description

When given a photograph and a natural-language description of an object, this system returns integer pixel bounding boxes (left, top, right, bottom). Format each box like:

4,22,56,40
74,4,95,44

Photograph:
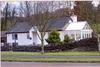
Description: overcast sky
1,1,100,10
92,0,100,7
0,1,100,16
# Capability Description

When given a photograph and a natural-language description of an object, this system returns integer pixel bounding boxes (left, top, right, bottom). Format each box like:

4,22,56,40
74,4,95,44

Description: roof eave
6,31,29,34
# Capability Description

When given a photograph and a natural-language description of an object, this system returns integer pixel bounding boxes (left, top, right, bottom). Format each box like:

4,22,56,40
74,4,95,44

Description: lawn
1,51,100,56
1,51,100,62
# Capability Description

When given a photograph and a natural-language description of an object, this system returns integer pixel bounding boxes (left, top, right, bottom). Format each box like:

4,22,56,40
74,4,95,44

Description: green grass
1,51,100,56
1,51,100,62
42,52,100,56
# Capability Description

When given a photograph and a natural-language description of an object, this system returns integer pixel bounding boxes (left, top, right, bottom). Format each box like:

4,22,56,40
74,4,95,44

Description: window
85,34,86,38
27,33,31,39
87,34,89,38
67,1,71,7
27,33,30,39
83,34,85,39
71,34,74,39
12,34,18,40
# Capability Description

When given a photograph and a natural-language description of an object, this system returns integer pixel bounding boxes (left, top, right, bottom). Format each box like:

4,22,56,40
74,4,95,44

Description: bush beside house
63,35,74,43
46,30,61,45
1,43,11,51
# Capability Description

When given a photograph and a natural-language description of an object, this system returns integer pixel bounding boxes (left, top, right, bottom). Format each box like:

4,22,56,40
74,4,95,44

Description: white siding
59,31,64,41
7,34,13,44
17,33,32,45
7,33,33,46
32,32,41,45
64,22,93,41
29,27,48,45
43,32,48,45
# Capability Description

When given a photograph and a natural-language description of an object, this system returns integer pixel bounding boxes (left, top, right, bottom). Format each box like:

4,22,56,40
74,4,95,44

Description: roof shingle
48,17,72,30
7,22,32,33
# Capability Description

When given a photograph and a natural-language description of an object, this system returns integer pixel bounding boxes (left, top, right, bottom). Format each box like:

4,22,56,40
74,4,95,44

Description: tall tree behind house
1,2,16,31
74,1,94,22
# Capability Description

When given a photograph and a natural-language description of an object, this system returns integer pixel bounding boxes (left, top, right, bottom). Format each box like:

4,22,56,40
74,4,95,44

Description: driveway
1,61,100,67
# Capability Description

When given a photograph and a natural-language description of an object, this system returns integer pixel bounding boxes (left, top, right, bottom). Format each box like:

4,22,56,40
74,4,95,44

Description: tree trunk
41,38,44,54
4,18,7,30
41,40,44,54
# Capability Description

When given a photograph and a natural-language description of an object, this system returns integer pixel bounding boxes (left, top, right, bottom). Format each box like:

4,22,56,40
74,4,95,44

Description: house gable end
82,23,92,30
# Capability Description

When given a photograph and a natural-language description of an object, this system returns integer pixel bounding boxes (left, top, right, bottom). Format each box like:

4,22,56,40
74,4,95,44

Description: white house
6,22,41,46
6,15,93,46
47,15,93,41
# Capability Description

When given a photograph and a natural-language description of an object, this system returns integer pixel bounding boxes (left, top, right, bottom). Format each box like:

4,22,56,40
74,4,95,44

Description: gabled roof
7,16,72,33
66,21,87,30
7,22,32,33
7,16,90,33
48,16,72,30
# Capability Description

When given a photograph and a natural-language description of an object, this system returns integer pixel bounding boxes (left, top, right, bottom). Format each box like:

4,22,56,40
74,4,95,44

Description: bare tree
19,1,72,54
10,6,16,25
33,1,54,54
19,1,48,54
2,2,11,30
19,1,33,22
2,2,17,31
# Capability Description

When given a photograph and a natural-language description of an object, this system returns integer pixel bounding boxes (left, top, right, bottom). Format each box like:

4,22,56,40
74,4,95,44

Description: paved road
2,55,100,58
1,61,100,67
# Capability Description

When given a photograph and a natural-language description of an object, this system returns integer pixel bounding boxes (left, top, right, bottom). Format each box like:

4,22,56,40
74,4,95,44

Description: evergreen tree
46,30,61,45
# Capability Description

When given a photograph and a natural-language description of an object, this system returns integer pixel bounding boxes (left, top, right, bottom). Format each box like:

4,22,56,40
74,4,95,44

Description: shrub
46,30,61,45
1,37,98,52
13,46,41,52
64,35,72,43
1,43,11,51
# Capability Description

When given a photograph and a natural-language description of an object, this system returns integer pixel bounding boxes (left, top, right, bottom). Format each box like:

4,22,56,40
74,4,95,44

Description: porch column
81,31,83,39
73,31,77,40
90,33,92,38
74,33,77,40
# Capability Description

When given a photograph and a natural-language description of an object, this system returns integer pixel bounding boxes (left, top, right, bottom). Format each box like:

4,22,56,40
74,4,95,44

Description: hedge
1,37,98,52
